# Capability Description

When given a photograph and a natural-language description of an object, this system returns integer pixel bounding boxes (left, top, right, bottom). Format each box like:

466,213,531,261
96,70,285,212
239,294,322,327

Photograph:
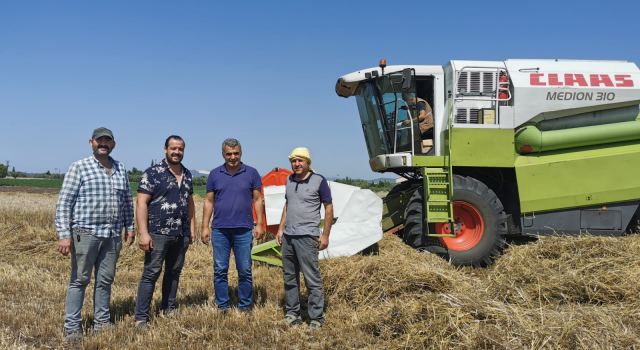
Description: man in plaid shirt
55,127,135,341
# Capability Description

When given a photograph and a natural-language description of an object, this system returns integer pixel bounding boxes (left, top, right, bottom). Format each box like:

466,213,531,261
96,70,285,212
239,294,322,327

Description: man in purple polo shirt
201,138,265,314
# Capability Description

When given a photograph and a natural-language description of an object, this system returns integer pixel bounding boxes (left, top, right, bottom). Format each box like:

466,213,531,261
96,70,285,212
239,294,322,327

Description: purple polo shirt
206,163,262,230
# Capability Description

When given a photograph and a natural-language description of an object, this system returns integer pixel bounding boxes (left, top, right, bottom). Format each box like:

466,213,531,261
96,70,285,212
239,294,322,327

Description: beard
166,155,182,165
93,145,110,154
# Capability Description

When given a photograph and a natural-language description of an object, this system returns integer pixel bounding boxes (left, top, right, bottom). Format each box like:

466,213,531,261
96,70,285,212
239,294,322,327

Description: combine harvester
333,58,640,267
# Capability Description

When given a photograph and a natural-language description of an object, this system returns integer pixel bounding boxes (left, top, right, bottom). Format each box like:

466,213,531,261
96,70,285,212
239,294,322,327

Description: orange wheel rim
434,202,485,251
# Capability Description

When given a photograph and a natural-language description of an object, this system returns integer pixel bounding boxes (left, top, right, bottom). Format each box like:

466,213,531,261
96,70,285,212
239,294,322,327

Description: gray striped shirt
283,173,332,237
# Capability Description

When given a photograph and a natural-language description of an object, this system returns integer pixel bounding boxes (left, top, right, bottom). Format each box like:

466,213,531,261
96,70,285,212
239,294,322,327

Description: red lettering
530,73,545,86
564,74,588,87
589,74,614,87
530,73,633,87
615,75,634,87
548,74,563,86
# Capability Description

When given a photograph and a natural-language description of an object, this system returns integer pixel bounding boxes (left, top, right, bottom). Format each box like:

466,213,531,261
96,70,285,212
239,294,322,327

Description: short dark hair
165,135,185,148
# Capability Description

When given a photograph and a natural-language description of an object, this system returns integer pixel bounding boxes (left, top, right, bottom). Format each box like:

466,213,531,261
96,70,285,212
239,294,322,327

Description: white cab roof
336,65,443,97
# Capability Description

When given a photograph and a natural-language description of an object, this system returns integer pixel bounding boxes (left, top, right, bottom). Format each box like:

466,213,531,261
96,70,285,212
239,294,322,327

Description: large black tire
402,175,507,267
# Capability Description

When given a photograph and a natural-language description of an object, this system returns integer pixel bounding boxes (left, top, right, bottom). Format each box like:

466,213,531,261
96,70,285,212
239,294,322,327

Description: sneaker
92,322,115,335
283,314,302,327
135,321,150,332
306,320,322,334
64,330,83,342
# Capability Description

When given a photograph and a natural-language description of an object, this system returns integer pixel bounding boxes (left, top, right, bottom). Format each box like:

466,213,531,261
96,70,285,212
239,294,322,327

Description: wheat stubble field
2,191,640,349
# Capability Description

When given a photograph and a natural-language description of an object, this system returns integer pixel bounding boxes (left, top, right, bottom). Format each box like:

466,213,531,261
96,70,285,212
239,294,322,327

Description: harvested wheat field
2,192,640,349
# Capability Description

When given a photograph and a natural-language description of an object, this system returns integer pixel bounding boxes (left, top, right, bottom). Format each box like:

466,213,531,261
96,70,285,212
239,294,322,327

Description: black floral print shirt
138,159,193,236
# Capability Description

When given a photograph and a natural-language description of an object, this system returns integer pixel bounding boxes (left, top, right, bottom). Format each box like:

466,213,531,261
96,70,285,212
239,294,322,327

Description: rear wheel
402,175,507,267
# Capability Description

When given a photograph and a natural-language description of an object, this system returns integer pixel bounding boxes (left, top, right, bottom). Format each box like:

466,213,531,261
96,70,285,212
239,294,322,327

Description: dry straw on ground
1,192,640,349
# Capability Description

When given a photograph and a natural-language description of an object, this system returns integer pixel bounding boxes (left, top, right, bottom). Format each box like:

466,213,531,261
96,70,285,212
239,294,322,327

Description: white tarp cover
264,185,287,225
263,181,383,259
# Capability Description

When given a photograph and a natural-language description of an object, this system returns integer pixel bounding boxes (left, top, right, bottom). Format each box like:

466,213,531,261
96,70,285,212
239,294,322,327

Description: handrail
454,66,513,124
393,99,415,155
447,91,454,224
448,92,452,158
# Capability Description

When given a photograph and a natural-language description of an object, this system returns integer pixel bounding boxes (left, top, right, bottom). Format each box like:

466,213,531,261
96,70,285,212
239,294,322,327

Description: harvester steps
423,167,454,225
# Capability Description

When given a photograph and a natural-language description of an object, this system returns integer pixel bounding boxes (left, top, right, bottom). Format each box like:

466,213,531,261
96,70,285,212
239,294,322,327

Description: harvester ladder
423,91,455,237
422,168,454,224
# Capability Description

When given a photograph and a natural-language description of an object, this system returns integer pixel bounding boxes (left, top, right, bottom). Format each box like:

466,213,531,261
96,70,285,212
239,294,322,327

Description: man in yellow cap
276,147,333,333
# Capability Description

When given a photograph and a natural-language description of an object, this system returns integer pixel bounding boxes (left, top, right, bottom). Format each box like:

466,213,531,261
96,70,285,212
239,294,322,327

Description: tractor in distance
335,59,640,267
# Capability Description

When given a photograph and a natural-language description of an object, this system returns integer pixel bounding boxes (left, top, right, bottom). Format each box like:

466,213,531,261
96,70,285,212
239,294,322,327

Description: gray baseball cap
92,127,114,140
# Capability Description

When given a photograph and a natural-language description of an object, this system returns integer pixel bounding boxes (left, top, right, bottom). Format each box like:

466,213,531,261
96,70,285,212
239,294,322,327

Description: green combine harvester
335,59,640,267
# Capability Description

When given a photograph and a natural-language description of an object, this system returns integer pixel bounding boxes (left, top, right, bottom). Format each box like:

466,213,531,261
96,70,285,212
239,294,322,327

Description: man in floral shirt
134,135,195,330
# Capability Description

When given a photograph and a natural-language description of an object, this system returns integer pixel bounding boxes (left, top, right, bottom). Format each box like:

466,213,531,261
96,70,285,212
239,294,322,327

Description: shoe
92,322,115,335
306,320,322,334
135,321,150,332
64,329,83,342
240,308,253,317
160,307,177,317
283,314,302,327
218,308,229,316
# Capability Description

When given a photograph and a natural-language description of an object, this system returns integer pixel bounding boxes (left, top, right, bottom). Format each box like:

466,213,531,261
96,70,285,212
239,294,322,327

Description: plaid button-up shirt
55,156,135,239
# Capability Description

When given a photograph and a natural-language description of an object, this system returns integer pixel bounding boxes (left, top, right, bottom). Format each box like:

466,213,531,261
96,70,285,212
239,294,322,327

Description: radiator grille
455,108,480,124
457,72,497,94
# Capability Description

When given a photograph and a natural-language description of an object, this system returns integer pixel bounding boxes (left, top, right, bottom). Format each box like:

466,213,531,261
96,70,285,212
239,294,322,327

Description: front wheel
402,175,507,267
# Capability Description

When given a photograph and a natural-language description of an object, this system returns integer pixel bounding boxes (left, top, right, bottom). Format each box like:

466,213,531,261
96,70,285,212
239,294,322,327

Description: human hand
254,225,265,241
402,119,410,126
201,227,211,245
190,231,196,244
126,231,136,246
138,232,153,252
318,234,329,251
275,230,283,246
57,238,73,256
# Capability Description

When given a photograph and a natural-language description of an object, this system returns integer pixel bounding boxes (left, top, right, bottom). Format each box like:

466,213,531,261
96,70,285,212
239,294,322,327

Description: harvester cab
337,60,458,258
336,60,445,168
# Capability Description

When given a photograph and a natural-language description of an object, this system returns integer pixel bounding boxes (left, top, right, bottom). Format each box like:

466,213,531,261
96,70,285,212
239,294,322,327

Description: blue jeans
211,228,253,310
134,233,190,322
64,229,122,333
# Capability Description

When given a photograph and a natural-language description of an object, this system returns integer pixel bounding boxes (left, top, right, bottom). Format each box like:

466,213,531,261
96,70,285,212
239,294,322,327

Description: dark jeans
134,233,190,322
211,228,254,310
281,234,324,323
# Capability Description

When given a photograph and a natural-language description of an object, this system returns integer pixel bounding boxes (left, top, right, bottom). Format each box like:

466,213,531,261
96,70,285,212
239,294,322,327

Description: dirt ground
0,186,60,194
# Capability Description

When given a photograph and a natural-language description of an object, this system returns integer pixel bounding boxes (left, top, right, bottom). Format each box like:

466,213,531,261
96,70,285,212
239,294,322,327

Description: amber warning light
379,59,387,68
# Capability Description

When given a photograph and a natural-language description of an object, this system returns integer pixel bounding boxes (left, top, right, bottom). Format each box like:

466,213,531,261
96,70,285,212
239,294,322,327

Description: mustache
97,145,110,151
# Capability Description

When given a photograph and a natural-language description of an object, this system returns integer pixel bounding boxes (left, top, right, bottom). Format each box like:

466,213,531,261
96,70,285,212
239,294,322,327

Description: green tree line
334,177,396,192
0,165,65,180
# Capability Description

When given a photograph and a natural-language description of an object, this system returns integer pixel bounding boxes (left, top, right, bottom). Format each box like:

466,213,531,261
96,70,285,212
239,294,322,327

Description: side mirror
401,68,412,90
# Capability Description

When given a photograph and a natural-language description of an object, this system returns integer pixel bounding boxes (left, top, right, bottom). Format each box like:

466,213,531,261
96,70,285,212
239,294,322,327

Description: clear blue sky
1,0,638,179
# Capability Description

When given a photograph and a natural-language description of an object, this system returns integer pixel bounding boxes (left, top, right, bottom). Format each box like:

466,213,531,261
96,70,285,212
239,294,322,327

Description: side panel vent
457,72,497,94
455,108,480,124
